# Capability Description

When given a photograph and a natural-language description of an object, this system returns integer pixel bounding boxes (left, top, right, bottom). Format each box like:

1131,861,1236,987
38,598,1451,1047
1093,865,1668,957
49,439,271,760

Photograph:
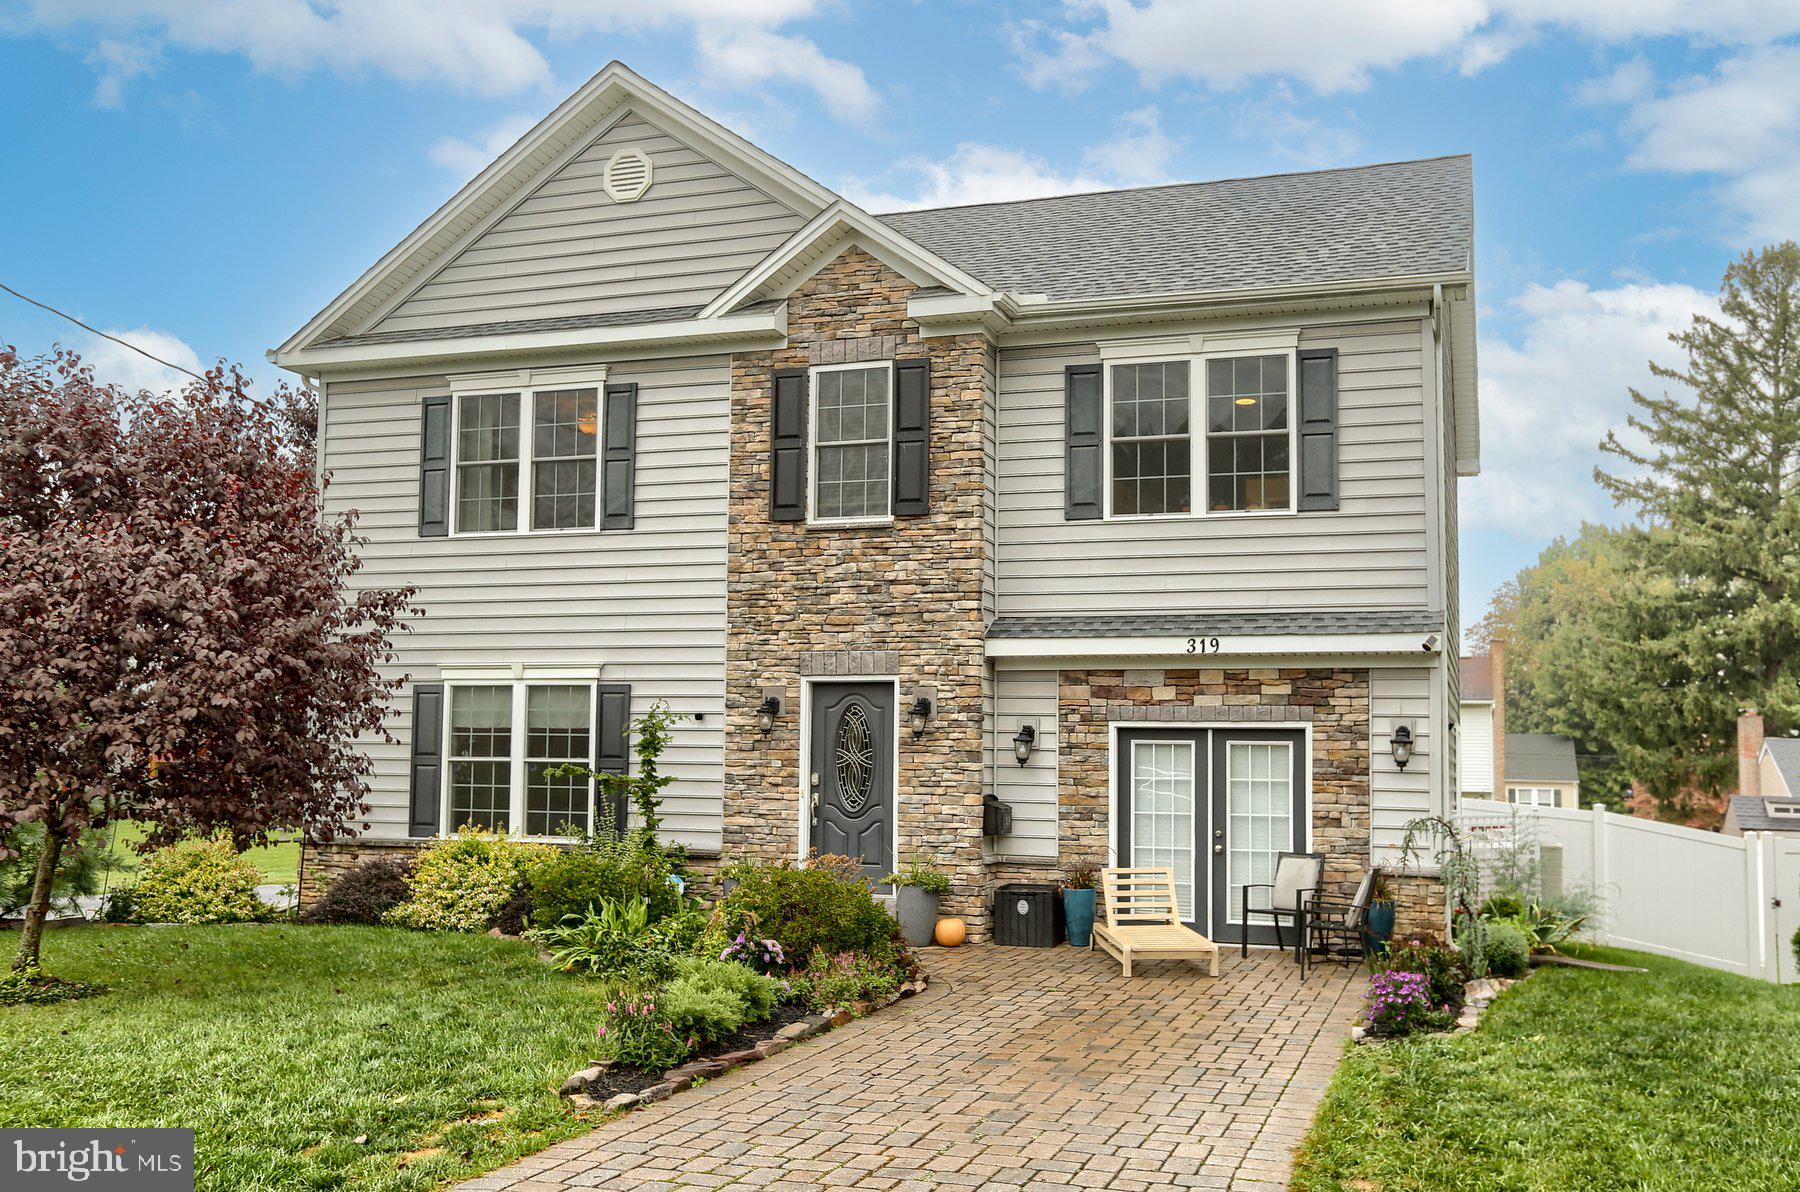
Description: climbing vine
1398,814,1490,977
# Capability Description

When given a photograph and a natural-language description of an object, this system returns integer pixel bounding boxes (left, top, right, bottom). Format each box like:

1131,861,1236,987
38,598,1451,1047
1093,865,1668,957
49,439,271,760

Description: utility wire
1,280,207,382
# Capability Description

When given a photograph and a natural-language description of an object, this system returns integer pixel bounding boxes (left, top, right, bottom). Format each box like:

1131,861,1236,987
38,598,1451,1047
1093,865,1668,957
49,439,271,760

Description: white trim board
985,633,1445,662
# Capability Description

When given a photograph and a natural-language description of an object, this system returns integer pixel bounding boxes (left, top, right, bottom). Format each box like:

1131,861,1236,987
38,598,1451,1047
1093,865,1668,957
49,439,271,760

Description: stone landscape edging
558,972,930,1115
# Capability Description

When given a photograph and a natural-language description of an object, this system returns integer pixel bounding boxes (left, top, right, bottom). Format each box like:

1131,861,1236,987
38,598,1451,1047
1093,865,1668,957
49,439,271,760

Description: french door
1115,727,1308,945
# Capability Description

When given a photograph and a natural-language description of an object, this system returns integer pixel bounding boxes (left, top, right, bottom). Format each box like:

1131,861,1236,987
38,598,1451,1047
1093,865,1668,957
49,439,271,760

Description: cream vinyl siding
321,355,729,850
1460,703,1495,795
369,110,808,336
994,318,1431,615
989,667,1060,858
1371,667,1435,860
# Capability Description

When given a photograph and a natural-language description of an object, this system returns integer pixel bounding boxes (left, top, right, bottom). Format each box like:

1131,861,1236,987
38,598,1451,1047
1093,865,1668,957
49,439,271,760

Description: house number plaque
1183,637,1222,654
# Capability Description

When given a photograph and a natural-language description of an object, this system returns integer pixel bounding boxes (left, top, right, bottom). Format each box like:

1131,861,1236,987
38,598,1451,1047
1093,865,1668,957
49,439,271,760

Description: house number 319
1185,637,1221,654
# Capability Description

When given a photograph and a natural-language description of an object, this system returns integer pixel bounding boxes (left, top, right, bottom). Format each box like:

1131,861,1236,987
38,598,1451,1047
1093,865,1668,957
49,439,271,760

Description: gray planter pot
895,886,941,947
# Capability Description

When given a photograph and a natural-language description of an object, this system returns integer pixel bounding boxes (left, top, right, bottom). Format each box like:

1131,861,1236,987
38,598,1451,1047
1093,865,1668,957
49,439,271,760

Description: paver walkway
458,944,1361,1192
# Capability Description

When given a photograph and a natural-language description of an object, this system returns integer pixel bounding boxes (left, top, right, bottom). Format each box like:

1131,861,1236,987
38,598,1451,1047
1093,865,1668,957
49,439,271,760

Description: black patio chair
1300,868,1379,979
1240,851,1324,960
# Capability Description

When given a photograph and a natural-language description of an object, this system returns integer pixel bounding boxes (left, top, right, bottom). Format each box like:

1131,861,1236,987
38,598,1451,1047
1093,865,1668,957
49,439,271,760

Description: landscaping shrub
384,830,552,932
671,957,784,1021
1478,890,1527,921
533,898,676,984
1372,939,1469,1009
719,932,787,975
596,994,694,1072
1363,969,1455,1038
1484,920,1531,978
301,858,412,925
524,832,682,930
132,838,265,924
792,950,903,1012
650,901,710,954
715,854,901,970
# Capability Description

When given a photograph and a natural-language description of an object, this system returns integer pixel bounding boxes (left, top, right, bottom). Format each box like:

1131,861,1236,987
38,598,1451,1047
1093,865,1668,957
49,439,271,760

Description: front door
1116,727,1308,945
810,682,894,884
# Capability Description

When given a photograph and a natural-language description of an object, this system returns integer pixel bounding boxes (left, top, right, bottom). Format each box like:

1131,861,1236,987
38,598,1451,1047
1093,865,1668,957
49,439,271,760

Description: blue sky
5,2,1799,635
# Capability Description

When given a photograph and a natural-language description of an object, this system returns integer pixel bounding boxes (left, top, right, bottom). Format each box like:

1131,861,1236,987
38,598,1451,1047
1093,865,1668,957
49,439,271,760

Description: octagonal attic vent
603,147,653,203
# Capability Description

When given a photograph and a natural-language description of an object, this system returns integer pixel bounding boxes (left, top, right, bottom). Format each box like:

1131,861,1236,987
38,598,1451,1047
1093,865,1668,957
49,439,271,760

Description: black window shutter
594,683,632,835
419,394,451,536
1064,363,1102,520
892,358,931,516
770,368,808,522
1296,348,1340,512
602,382,638,530
408,684,445,837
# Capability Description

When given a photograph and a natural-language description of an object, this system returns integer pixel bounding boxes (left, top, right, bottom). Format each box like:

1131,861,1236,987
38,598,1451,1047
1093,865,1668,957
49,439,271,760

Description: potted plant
885,859,951,947
1364,869,1396,955
1061,864,1099,948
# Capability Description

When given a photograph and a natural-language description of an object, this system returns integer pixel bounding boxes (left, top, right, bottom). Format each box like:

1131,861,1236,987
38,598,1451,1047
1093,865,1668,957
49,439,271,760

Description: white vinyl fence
1457,802,1800,984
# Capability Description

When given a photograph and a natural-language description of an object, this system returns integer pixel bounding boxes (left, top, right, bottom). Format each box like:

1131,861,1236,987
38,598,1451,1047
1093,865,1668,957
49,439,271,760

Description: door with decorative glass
1209,729,1307,946
1114,729,1207,929
808,682,894,885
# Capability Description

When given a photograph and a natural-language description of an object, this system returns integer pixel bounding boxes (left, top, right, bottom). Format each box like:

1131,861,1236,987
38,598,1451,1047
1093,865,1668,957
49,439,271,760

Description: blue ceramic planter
1063,887,1097,948
1365,900,1396,954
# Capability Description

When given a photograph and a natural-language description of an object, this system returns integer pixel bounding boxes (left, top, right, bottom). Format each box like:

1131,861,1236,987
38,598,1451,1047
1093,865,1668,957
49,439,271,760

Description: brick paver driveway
459,944,1361,1192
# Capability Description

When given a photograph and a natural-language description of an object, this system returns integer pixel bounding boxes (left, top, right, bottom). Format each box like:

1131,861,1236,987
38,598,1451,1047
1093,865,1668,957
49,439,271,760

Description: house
1724,712,1800,834
273,62,1476,944
1458,646,1580,808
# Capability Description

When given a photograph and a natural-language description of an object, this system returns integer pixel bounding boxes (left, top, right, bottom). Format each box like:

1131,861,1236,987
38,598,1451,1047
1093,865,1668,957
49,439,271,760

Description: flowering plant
596,995,696,1072
720,932,787,975
1364,969,1455,1038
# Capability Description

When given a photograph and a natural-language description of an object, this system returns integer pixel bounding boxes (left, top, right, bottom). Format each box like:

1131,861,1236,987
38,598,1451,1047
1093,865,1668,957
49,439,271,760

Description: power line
0,280,207,382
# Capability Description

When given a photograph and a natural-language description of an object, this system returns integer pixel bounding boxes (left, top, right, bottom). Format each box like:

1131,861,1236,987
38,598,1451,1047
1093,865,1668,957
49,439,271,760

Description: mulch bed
580,1001,818,1102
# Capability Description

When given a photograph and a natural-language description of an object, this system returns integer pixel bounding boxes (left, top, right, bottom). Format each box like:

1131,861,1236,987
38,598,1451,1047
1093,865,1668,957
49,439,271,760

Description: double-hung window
451,380,600,534
1104,351,1296,519
810,362,892,523
447,682,595,838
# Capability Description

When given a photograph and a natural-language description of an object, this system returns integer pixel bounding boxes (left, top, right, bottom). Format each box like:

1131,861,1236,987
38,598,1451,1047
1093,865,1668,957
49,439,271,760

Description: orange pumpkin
933,917,966,947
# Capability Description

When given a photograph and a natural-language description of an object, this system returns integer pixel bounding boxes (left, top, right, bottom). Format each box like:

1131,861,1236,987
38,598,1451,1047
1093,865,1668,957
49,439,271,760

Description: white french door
1128,739,1198,920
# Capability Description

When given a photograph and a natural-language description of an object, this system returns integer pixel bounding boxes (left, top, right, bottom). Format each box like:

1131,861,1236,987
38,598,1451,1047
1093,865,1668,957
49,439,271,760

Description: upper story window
811,361,892,524
451,382,599,534
1104,351,1295,519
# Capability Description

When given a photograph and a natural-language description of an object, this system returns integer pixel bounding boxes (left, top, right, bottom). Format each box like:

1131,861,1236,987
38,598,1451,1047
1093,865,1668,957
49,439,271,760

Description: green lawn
2,925,601,1191
1293,946,1800,1191
97,822,300,885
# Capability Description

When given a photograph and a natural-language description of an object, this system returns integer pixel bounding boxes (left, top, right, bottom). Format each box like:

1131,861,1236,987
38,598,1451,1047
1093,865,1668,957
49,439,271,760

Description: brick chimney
1739,708,1765,798
1491,640,1507,799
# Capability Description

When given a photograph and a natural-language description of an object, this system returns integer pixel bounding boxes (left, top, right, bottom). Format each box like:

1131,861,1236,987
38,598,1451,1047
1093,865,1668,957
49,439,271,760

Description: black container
993,882,1062,947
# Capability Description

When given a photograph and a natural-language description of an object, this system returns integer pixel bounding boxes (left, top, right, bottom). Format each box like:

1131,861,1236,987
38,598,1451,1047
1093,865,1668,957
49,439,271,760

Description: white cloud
79,327,205,396
1015,1,1800,96
694,26,879,126
1466,279,1717,535
1229,92,1364,167
845,108,1179,212
1575,57,1655,106
430,113,540,177
5,1,870,123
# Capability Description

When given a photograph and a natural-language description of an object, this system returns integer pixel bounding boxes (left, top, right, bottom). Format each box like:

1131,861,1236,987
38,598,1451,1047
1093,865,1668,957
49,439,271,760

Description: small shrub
1483,920,1531,978
1363,970,1455,1038
596,994,694,1072
302,858,412,925
719,932,787,975
1372,938,1469,1010
675,956,785,1020
525,833,682,931
1478,890,1527,921
716,854,901,970
132,838,265,924
883,858,950,896
649,901,710,954
384,830,552,933
792,950,903,1012
0,966,105,1006
657,974,747,1045
533,898,676,984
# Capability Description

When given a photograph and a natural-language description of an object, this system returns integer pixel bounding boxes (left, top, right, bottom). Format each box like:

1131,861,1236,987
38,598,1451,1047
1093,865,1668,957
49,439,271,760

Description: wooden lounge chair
1091,867,1220,977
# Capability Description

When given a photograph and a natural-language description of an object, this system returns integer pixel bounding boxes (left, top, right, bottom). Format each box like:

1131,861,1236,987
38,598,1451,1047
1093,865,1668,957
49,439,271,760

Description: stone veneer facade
723,247,997,938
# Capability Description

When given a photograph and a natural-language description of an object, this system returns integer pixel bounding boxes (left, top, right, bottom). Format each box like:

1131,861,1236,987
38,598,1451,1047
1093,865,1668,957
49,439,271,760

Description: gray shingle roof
1727,795,1800,833
877,155,1472,302
986,611,1443,640
1507,733,1579,783
1765,738,1800,797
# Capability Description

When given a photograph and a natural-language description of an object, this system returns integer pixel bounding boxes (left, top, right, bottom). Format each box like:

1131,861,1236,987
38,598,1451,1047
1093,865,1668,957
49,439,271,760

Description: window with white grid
525,685,592,837
811,363,891,522
1226,741,1293,922
449,685,513,833
1130,740,1196,920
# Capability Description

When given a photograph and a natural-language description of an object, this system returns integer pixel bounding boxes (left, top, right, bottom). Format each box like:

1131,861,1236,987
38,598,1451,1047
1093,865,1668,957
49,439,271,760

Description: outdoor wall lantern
908,695,934,736
1389,722,1415,770
1012,723,1037,767
756,694,782,736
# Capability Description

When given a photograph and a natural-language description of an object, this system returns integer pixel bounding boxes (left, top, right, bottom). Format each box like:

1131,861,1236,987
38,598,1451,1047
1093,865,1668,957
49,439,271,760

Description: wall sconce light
1389,722,1415,770
756,694,782,736
1012,723,1037,767
908,695,934,736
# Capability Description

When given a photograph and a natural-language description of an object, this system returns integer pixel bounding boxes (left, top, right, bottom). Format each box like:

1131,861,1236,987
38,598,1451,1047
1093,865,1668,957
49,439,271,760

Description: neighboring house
274,62,1476,943
1502,733,1580,808
1459,646,1579,809
1724,715,1800,835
